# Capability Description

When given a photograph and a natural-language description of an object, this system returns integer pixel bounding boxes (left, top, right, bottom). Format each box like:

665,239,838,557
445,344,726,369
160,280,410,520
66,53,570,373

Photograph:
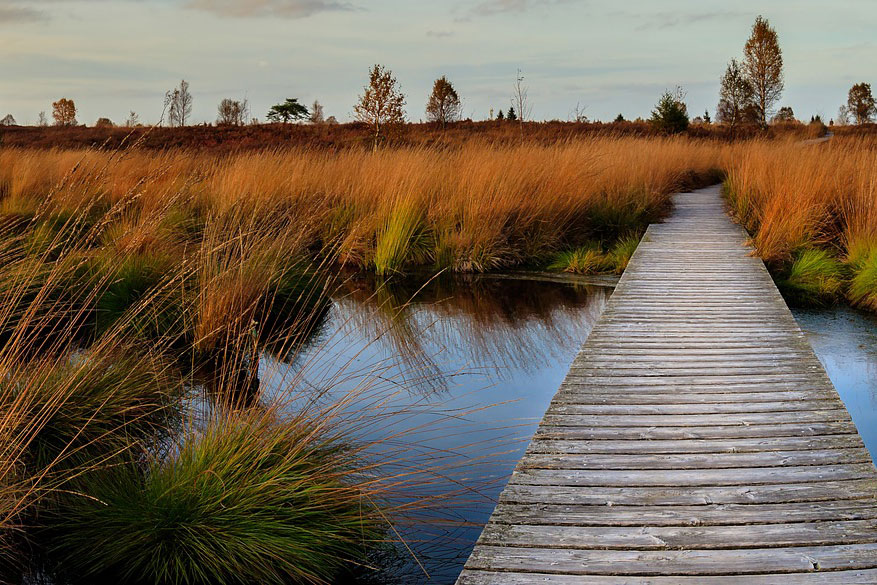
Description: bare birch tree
166,79,193,127
511,69,532,139
354,64,406,150
216,98,249,125
310,100,325,124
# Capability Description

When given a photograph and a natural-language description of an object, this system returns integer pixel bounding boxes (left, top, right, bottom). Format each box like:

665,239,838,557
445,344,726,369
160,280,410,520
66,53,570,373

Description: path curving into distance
456,184,877,584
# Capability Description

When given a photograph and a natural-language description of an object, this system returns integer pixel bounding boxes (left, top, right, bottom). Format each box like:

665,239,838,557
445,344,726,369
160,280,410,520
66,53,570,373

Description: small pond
256,274,877,584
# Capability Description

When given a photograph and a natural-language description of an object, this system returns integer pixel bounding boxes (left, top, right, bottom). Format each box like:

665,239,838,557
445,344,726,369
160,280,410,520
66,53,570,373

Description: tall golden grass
724,135,877,307
0,137,724,276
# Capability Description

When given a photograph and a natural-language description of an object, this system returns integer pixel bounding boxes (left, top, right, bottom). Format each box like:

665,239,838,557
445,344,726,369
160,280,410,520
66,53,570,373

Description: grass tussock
43,409,382,585
774,248,845,306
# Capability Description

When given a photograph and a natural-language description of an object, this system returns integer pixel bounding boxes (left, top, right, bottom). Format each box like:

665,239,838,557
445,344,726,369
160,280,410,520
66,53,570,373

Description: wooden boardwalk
457,185,877,584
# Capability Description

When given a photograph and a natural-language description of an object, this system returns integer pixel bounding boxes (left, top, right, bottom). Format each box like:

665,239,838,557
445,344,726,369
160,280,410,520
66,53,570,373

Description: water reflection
258,273,611,583
793,306,877,463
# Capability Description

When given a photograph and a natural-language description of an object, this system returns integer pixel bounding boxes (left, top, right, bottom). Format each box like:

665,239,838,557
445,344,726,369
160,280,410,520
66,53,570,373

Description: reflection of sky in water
256,276,610,584
793,306,877,464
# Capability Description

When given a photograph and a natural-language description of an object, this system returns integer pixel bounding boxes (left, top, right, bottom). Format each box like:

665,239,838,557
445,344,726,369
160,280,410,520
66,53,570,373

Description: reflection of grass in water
331,274,610,380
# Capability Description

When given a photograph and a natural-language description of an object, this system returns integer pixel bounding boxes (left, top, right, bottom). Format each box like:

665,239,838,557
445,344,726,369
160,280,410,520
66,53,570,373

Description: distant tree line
2,29,873,134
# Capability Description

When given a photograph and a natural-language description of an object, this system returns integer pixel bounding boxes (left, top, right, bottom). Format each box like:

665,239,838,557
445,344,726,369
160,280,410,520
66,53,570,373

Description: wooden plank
540,411,852,427
498,480,877,506
545,401,840,415
463,543,877,575
553,391,838,405
456,185,877,584
527,435,866,454
511,464,877,487
458,569,877,584
535,421,859,440
521,449,872,470
477,519,877,549
487,501,877,526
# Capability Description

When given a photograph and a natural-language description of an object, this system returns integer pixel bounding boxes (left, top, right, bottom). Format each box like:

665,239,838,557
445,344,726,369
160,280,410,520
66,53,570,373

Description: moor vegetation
0,130,875,583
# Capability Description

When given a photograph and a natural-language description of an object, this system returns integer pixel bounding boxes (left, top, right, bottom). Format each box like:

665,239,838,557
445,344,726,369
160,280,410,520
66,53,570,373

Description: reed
0,142,519,583
0,137,724,278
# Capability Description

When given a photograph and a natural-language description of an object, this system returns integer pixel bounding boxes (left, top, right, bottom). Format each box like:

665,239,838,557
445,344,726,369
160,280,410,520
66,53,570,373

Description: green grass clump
95,252,176,334
847,240,877,311
373,204,431,276
44,411,383,585
548,243,608,274
775,248,844,306
607,233,642,273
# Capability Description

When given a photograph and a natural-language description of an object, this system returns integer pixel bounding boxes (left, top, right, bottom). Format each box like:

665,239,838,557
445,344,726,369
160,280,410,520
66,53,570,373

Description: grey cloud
467,0,578,17
185,0,355,18
0,5,47,23
426,30,454,38
635,10,750,31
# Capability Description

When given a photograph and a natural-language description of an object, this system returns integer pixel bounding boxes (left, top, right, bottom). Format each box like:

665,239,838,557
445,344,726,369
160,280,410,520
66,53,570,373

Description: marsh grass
608,233,643,273
724,136,877,308
0,137,723,277
548,243,609,274
0,142,537,583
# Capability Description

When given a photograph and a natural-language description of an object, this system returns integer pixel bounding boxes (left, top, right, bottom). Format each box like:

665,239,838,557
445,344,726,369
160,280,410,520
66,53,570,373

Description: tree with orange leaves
52,98,77,126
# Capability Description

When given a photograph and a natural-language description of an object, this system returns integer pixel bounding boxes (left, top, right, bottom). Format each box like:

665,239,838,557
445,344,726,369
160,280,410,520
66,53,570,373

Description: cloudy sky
0,0,874,125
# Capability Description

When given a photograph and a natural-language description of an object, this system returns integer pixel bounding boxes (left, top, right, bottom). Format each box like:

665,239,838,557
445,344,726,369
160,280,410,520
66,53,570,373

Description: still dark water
258,275,877,584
